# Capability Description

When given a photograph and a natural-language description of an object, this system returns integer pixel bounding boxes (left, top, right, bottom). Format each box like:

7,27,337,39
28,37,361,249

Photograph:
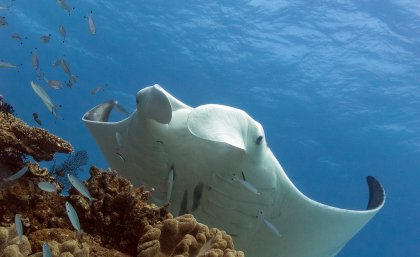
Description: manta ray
82,85,385,257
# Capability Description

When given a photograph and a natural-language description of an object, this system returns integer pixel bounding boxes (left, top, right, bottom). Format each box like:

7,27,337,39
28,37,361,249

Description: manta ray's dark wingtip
366,176,385,210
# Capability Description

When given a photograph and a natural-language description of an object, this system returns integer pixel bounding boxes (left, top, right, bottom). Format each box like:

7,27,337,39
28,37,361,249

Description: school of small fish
0,0,122,123
0,1,135,249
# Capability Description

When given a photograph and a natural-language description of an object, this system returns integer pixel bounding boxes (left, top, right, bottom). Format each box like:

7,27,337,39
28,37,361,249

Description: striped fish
59,25,66,43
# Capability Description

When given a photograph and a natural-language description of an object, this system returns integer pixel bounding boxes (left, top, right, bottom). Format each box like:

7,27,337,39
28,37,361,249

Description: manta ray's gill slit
192,182,204,212
178,190,188,216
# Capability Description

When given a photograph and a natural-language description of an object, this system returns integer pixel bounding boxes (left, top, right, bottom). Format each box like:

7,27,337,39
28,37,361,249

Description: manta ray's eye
256,136,263,145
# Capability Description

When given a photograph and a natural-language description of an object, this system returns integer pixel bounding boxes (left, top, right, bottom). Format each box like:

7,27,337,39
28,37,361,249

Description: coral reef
138,214,244,257
0,112,73,173
0,166,244,256
0,95,15,117
0,113,244,256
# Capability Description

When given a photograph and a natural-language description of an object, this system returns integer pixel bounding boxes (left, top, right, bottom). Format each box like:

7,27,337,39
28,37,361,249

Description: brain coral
138,214,244,257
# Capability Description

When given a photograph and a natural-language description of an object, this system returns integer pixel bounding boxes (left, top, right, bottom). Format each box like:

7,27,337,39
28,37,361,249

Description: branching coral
0,112,73,173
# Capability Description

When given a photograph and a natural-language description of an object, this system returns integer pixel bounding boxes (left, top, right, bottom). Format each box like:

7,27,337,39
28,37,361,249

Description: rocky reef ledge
0,112,244,257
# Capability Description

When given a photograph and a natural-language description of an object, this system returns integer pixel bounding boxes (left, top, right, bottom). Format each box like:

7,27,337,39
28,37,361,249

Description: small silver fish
11,33,22,40
3,167,27,181
15,214,23,243
232,174,260,195
0,16,7,26
0,60,16,68
40,34,51,43
52,58,72,77
59,59,71,76
11,33,25,44
44,78,62,89
86,11,96,35
65,201,81,234
0,0,14,10
59,25,66,43
32,49,39,70
38,181,57,192
91,84,107,95
56,0,72,15
258,211,281,237
67,174,96,204
30,81,62,120
42,242,52,257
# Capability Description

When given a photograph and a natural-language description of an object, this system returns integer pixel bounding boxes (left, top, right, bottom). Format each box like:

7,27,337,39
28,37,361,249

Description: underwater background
0,0,419,256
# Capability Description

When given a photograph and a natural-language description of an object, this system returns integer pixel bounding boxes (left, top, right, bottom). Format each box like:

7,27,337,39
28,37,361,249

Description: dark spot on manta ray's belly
192,182,204,212
179,190,188,216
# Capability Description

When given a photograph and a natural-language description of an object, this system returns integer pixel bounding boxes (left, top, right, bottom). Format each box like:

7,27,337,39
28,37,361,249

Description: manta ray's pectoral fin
267,176,386,257
187,104,249,151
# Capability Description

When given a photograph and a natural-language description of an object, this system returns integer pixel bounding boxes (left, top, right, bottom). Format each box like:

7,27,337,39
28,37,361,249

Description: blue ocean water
1,0,419,256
